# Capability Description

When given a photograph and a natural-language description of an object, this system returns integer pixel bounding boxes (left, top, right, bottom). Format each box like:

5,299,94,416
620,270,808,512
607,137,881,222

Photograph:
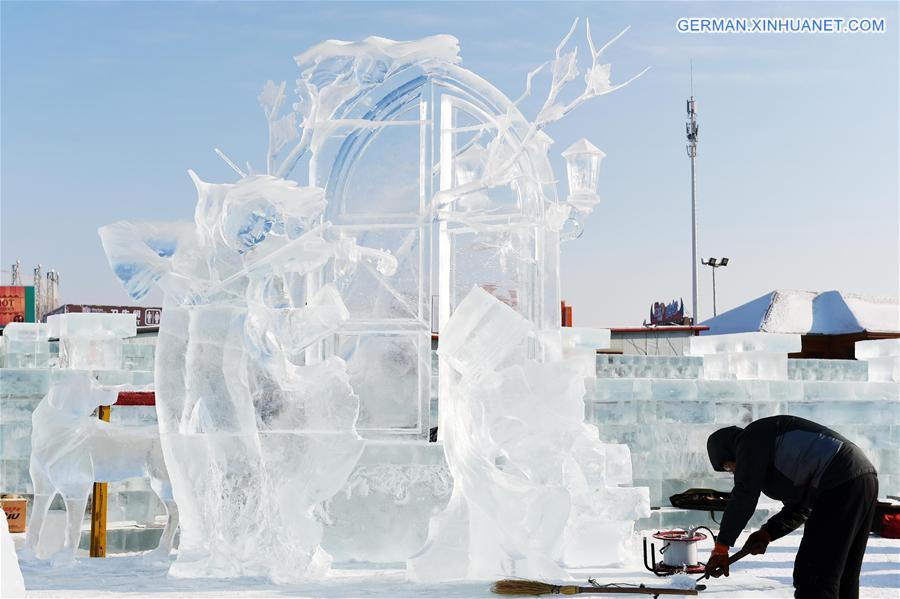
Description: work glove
743,529,772,555
704,544,730,578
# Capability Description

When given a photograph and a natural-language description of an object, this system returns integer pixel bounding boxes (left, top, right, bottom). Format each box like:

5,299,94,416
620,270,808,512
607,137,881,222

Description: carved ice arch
309,62,564,439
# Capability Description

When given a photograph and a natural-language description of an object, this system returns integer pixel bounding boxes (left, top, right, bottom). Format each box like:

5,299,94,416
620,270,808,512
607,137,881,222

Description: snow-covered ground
10,530,899,598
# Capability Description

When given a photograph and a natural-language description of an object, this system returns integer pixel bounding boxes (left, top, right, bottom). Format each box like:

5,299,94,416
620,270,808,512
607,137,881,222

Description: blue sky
2,1,897,327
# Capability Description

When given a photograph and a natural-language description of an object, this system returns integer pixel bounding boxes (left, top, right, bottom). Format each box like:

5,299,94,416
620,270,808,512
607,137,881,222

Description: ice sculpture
408,288,648,580
99,18,647,581
23,368,177,563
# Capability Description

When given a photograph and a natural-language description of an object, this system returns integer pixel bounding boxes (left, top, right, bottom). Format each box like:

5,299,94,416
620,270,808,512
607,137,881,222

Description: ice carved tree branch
433,18,648,215
259,80,303,177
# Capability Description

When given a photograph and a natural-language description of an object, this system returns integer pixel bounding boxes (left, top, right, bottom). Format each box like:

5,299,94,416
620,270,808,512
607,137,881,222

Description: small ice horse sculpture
23,370,177,563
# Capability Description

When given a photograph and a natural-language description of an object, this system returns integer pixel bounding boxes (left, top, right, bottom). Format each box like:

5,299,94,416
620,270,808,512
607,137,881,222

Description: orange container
1,497,27,533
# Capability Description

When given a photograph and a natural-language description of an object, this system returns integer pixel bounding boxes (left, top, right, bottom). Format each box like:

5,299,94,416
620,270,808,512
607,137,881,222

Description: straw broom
490,580,698,595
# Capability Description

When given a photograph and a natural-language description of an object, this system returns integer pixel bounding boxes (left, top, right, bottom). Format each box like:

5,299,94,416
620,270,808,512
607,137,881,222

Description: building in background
608,324,708,356
0,286,36,327
43,304,162,333
701,289,900,359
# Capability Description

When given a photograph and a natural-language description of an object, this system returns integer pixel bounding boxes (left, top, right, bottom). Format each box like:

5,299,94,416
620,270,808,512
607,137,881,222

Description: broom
490,580,698,595
492,547,753,595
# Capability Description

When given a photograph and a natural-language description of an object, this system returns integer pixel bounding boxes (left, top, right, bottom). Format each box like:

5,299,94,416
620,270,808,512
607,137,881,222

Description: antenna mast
10,260,21,285
686,65,700,324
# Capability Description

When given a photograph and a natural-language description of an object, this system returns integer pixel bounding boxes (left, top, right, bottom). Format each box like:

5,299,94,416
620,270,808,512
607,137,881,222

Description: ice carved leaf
536,103,566,125
550,50,579,89
270,113,298,155
585,63,612,95
259,80,285,118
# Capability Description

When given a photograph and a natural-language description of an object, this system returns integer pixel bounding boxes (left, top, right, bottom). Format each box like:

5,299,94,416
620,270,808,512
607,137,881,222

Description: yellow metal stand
89,405,110,557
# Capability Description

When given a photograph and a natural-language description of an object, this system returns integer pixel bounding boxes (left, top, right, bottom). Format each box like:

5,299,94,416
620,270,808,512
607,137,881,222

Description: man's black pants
794,473,878,599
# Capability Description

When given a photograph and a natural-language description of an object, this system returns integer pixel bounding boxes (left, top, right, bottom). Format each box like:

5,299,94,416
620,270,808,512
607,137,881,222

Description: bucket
652,529,707,567
1,496,27,533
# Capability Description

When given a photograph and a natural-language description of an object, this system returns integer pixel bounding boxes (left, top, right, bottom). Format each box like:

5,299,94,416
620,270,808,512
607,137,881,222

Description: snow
699,291,777,336
2,518,25,597
702,290,900,336
844,293,900,334
11,530,899,598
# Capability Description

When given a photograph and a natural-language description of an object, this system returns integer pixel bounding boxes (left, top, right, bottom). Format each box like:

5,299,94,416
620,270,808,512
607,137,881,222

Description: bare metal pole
702,258,728,318
686,93,700,324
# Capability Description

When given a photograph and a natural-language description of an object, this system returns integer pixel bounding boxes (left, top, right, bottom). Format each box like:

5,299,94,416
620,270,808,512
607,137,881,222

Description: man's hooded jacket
707,415,876,547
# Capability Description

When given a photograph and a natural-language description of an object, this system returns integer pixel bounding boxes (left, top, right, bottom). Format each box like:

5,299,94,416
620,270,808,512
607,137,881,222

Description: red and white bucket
652,529,708,569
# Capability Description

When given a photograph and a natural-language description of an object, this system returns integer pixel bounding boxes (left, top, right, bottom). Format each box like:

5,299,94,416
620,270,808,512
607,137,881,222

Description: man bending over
705,415,877,599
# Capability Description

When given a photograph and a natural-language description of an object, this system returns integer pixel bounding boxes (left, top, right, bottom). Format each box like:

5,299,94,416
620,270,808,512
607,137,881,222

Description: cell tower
33,265,44,321
10,260,22,285
686,73,700,324
46,270,60,316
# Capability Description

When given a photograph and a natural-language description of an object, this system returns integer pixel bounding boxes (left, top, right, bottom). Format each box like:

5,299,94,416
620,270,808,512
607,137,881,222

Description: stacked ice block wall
856,339,900,383
2,324,54,369
0,316,161,541
585,333,900,508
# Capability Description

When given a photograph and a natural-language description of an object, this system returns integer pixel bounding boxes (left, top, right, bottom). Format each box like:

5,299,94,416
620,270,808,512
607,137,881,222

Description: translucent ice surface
46,313,137,339
855,339,900,382
561,327,611,350
2,323,52,368
321,441,452,563
788,359,868,382
437,286,532,381
855,338,900,359
408,288,648,581
703,351,788,381
688,332,801,355
47,313,137,371
864,357,900,382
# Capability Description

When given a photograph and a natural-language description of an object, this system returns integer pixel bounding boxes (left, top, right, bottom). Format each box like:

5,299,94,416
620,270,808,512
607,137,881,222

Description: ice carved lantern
562,138,606,214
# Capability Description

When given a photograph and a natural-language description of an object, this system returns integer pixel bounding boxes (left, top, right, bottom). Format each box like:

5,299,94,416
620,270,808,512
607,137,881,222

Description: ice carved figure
100,173,396,581
100,19,646,580
23,369,178,564
407,288,648,581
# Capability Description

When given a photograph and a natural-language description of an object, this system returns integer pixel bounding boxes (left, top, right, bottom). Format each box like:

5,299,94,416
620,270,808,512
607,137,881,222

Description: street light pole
701,257,729,317
711,266,718,317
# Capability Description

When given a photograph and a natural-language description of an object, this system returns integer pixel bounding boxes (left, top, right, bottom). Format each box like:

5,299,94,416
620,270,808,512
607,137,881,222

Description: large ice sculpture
100,18,647,581
408,288,648,581
23,368,177,563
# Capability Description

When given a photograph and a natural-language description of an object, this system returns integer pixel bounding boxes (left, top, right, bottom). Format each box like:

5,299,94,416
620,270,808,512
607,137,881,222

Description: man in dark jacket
704,415,878,599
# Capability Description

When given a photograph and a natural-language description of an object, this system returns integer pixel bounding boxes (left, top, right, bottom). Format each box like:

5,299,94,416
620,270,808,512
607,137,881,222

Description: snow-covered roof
700,290,900,335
